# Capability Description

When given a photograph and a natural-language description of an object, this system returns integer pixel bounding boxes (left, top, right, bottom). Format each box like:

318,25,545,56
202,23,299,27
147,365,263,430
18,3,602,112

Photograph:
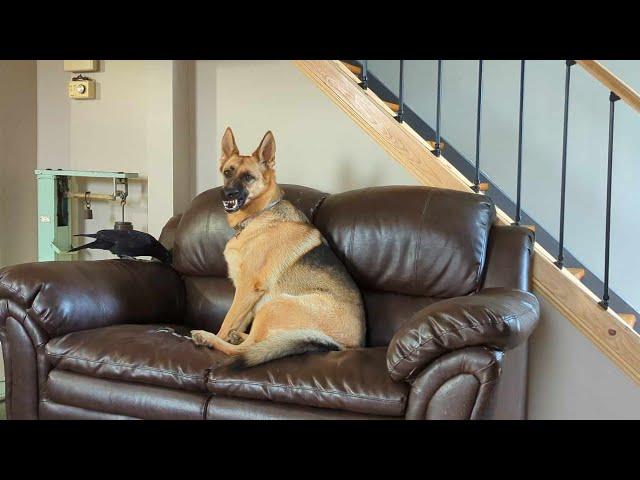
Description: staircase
293,59,640,386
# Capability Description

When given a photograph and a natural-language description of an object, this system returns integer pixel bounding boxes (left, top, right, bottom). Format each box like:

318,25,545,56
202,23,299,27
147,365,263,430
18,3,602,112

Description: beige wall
0,61,37,268
528,297,640,419
172,60,195,216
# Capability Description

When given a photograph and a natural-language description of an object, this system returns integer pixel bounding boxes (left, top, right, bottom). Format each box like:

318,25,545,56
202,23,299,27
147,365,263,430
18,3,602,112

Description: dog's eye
223,170,232,178
243,174,255,183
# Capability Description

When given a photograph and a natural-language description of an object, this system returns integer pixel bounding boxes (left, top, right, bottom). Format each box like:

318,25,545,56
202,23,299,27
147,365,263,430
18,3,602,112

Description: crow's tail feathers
73,233,98,238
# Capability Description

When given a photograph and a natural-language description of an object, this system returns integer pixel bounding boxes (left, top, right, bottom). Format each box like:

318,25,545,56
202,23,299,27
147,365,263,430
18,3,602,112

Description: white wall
193,61,418,195
366,60,640,314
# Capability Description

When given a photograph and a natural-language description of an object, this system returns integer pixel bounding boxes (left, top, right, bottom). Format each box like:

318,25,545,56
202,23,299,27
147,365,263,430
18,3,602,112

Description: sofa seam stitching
475,203,494,292
413,191,433,288
46,352,205,381
209,378,404,405
422,355,498,419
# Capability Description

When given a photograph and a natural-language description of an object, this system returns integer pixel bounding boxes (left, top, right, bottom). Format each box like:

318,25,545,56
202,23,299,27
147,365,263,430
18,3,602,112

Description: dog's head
218,127,276,213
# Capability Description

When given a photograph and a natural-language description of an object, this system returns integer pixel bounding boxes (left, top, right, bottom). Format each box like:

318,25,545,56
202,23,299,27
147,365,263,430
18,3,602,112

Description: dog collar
233,199,282,236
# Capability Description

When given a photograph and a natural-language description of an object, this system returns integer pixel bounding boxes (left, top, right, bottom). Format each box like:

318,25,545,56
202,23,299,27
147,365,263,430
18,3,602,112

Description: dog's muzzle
221,187,247,213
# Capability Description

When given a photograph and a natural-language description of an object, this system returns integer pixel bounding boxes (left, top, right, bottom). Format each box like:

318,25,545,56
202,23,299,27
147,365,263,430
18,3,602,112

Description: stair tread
567,267,586,280
427,140,446,151
384,100,400,112
341,61,362,75
619,313,637,328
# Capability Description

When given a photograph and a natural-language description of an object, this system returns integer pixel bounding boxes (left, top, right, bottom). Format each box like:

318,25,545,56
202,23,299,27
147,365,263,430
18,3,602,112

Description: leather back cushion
363,290,438,347
169,184,495,344
182,280,439,346
183,276,234,332
172,184,329,277
313,186,496,298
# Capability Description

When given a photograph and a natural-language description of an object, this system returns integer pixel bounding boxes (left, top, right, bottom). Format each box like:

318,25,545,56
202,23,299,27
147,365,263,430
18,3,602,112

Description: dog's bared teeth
223,199,240,211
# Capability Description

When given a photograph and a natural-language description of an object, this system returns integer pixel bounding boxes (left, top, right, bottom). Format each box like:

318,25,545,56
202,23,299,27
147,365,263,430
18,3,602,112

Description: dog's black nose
222,188,242,200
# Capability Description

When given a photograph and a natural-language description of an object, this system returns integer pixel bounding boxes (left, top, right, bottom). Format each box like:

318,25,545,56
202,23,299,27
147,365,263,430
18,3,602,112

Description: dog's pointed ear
221,127,239,160
254,131,276,169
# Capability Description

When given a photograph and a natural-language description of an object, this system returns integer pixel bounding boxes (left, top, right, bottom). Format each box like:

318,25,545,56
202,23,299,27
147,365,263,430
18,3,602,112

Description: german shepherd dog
190,128,365,368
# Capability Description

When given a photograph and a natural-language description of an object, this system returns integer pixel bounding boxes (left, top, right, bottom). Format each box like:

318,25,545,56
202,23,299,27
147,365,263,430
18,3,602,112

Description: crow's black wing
95,229,132,243
109,229,168,260
96,229,154,245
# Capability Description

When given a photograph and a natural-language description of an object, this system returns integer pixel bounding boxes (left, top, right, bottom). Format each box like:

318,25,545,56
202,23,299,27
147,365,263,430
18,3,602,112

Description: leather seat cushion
46,324,227,392
207,347,409,417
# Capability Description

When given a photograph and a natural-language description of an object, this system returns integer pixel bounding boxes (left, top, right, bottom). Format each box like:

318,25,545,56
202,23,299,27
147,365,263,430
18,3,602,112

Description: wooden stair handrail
576,60,640,114
294,59,640,387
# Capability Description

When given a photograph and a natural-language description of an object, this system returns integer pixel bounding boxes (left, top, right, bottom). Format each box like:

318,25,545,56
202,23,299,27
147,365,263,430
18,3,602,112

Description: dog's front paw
191,330,212,347
227,329,244,345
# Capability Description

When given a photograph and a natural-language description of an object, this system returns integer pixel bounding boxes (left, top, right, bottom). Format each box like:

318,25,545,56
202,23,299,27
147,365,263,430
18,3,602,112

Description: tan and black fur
191,127,365,368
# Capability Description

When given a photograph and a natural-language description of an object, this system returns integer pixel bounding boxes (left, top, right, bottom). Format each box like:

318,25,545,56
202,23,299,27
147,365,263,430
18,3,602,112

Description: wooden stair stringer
293,59,640,386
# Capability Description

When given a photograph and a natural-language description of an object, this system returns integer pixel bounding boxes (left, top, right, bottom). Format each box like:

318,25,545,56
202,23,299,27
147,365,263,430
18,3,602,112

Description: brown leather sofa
0,185,539,420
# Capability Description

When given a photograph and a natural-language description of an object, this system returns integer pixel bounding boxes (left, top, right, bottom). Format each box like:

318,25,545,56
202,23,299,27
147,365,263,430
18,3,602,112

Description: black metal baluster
514,60,526,225
555,60,576,269
434,60,443,156
397,60,404,123
472,60,484,192
361,60,368,90
599,91,620,309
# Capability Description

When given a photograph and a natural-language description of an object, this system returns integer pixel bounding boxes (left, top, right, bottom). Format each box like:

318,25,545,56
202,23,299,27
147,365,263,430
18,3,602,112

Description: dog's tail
228,329,342,370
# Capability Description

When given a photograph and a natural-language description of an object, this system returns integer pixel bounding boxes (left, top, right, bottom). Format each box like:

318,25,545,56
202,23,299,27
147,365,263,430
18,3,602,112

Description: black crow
68,229,172,264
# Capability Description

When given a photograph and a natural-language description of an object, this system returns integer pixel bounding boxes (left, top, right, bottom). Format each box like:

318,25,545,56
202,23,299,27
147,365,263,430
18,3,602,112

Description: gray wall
0,61,37,268
366,60,640,313
0,60,38,400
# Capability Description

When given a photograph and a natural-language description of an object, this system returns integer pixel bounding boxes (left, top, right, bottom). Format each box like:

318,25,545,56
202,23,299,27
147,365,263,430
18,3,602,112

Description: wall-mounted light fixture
64,60,99,100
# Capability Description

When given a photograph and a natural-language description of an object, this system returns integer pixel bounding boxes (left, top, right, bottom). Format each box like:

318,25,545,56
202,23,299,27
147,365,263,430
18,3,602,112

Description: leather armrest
0,259,185,338
386,287,539,382
405,347,502,419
